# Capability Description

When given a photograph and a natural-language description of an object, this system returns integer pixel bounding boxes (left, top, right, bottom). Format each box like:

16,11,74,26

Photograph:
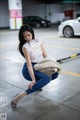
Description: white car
58,17,80,38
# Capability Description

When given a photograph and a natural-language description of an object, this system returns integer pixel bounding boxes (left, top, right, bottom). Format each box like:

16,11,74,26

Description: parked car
22,16,52,28
58,17,80,38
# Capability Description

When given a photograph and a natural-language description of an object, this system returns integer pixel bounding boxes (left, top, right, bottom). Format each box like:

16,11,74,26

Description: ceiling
37,0,80,4
38,0,62,4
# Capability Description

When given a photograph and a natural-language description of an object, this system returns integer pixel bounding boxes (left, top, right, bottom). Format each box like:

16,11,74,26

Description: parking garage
0,0,80,120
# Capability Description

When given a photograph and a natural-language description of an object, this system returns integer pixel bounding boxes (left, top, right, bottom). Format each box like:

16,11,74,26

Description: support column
8,0,22,29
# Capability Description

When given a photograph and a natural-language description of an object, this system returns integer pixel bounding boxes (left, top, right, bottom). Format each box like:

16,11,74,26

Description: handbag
34,57,62,76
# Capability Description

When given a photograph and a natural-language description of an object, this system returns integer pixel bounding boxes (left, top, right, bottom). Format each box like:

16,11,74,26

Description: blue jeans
22,62,58,95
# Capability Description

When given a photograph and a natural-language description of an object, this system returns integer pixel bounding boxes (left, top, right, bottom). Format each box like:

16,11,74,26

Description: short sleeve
22,44,26,49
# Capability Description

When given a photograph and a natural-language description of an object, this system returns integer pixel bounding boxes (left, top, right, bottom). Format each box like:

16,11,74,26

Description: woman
11,24,58,109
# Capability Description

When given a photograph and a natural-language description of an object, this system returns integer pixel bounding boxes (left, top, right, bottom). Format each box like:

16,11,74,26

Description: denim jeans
22,62,58,95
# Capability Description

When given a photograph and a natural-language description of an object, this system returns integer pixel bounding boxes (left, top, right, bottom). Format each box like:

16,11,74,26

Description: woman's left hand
28,80,36,89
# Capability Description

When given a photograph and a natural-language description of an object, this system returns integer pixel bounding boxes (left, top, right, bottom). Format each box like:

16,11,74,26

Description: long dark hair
18,24,35,57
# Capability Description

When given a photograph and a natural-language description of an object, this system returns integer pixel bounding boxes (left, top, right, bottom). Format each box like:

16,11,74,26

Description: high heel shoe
11,93,19,109
11,100,17,109
38,88,42,91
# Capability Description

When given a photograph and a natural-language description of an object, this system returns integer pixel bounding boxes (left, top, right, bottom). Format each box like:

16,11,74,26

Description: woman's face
23,31,32,41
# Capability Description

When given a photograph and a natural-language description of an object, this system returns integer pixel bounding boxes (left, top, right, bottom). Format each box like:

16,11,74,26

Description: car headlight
41,21,46,24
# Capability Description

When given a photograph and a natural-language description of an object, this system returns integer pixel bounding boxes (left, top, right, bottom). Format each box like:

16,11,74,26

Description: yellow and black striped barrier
57,53,80,63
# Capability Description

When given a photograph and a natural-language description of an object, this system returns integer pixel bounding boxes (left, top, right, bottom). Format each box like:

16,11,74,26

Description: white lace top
22,39,43,63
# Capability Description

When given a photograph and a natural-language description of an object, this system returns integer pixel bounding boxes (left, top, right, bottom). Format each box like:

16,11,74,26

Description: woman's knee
43,75,50,84
22,63,32,80
22,68,31,81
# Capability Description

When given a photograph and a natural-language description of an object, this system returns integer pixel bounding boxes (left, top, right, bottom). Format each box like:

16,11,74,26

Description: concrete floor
0,27,80,120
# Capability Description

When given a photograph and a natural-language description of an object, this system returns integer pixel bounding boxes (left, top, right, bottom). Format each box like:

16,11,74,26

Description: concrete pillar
8,0,22,29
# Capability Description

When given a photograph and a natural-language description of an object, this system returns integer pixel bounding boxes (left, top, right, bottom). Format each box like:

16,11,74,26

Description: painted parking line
63,71,80,77
45,45,80,51
0,44,80,51
41,35,80,40
0,55,80,77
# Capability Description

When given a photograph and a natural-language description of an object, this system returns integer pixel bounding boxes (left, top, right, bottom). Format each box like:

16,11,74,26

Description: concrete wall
0,0,9,28
22,1,64,23
22,0,39,16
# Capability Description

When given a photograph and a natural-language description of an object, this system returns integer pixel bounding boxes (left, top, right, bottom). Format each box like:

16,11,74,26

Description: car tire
35,23,41,28
63,26,74,38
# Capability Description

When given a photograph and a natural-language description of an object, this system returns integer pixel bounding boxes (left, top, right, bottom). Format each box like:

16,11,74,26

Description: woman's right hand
28,80,36,89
